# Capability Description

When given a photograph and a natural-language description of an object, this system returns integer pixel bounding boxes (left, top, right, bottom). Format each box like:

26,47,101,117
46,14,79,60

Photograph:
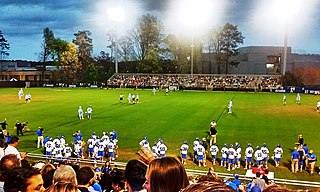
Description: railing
27,153,320,189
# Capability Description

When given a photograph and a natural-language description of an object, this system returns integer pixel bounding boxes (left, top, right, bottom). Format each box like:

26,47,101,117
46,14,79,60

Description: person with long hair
143,156,189,192
44,182,78,192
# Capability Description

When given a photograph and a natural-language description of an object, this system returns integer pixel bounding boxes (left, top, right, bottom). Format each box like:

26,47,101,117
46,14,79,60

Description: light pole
108,7,124,74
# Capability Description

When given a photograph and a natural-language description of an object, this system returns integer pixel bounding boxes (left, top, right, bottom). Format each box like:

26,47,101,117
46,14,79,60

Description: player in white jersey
53,136,61,148
273,144,284,167
74,140,83,158
316,100,320,112
209,142,219,165
87,136,95,158
119,93,124,103
227,144,236,171
93,142,99,160
60,135,66,148
283,94,287,105
53,146,63,160
86,105,93,119
151,142,158,158
165,88,169,95
180,141,189,165
135,94,139,103
193,138,200,162
18,88,24,100
78,106,84,120
296,93,301,105
158,141,168,157
152,87,156,95
235,143,242,168
139,136,150,149
45,138,54,156
64,144,72,159
98,141,105,161
221,144,229,167
197,142,206,167
107,141,115,162
228,100,233,114
128,93,132,103
245,143,254,170
261,143,270,168
25,93,31,103
254,146,263,166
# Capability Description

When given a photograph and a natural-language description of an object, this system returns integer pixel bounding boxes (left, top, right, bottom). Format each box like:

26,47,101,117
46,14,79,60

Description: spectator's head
43,169,56,189
4,167,45,192
111,169,126,192
125,159,147,192
180,181,236,192
53,165,77,185
76,166,95,186
10,136,20,147
43,181,78,192
143,156,189,192
263,185,293,192
256,172,261,178
0,154,21,181
41,163,56,177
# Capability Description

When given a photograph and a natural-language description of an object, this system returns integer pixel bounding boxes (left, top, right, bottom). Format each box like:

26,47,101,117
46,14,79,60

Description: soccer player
119,93,124,103
296,93,301,105
60,135,66,148
180,141,189,165
254,146,263,166
235,143,242,169
291,147,300,173
98,140,105,161
228,100,233,114
86,105,93,119
78,106,84,120
139,136,150,150
306,150,317,175
283,94,287,105
25,93,31,103
221,144,229,167
210,142,219,165
197,142,206,167
107,140,115,162
245,143,254,170
273,144,284,168
227,144,236,171
261,143,270,168
132,94,136,104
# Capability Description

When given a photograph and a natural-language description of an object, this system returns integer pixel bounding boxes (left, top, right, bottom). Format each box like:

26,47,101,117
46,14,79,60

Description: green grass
0,88,320,184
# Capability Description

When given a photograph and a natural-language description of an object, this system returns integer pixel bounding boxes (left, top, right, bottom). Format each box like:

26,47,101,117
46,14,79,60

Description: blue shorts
159,153,166,157
263,157,268,162
181,154,187,159
275,157,281,162
211,155,217,159
109,152,114,158
194,151,197,156
222,157,227,162
46,151,51,156
228,159,235,164
236,158,241,162
246,157,252,163
256,160,262,165
98,151,104,157
198,155,204,160
298,160,304,165
88,148,94,153
79,149,83,155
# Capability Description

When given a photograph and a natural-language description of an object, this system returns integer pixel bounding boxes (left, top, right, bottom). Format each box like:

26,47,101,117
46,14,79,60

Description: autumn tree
0,30,10,60
60,42,81,84
130,14,165,73
73,30,93,80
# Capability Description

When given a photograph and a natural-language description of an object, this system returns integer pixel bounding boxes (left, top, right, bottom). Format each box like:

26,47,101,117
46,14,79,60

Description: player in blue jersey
180,141,189,165
306,150,317,175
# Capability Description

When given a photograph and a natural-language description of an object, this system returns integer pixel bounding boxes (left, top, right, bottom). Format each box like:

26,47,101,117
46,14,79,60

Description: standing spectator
125,159,147,192
209,120,217,146
4,167,45,192
142,156,189,192
78,106,84,120
77,166,95,192
86,105,93,120
37,127,44,149
306,150,317,175
291,147,300,173
232,174,241,187
15,120,23,136
4,136,27,160
5,132,12,144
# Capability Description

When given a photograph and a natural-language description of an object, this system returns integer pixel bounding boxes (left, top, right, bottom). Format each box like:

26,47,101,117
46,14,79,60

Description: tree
39,27,55,82
60,42,81,84
50,38,69,64
73,30,93,79
205,27,223,73
0,30,10,60
130,14,165,72
220,23,245,74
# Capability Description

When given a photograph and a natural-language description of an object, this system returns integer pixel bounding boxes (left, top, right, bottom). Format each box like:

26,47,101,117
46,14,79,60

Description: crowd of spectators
107,74,281,91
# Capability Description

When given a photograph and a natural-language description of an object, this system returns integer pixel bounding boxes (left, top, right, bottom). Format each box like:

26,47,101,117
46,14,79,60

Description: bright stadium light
108,7,125,74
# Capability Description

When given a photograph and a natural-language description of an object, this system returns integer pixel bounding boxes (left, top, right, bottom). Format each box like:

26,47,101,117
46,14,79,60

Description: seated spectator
125,159,147,192
44,181,78,192
4,167,45,192
142,156,189,192
232,174,241,187
110,169,126,192
53,165,77,185
179,181,236,192
76,166,95,192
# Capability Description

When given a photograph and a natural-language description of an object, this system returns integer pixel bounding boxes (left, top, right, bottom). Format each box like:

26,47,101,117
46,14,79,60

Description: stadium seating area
107,74,282,91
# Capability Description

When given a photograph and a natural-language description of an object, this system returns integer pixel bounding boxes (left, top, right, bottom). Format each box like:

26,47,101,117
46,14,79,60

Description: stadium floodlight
272,0,301,75
108,7,125,74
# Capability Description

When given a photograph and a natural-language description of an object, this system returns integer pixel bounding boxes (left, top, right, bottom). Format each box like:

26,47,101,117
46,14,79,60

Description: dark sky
1,0,319,61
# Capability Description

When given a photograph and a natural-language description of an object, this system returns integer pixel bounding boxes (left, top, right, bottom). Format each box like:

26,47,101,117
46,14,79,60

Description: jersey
210,145,219,156
107,142,115,153
64,147,72,158
245,147,254,158
196,145,205,156
261,147,269,158
180,144,189,155
221,147,229,159
45,141,54,153
236,147,242,158
254,149,263,161
53,138,61,148
228,148,236,160
158,143,167,156
274,147,283,158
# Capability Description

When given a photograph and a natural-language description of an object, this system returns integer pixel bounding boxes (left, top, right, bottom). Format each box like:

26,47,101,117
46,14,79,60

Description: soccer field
0,88,319,181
